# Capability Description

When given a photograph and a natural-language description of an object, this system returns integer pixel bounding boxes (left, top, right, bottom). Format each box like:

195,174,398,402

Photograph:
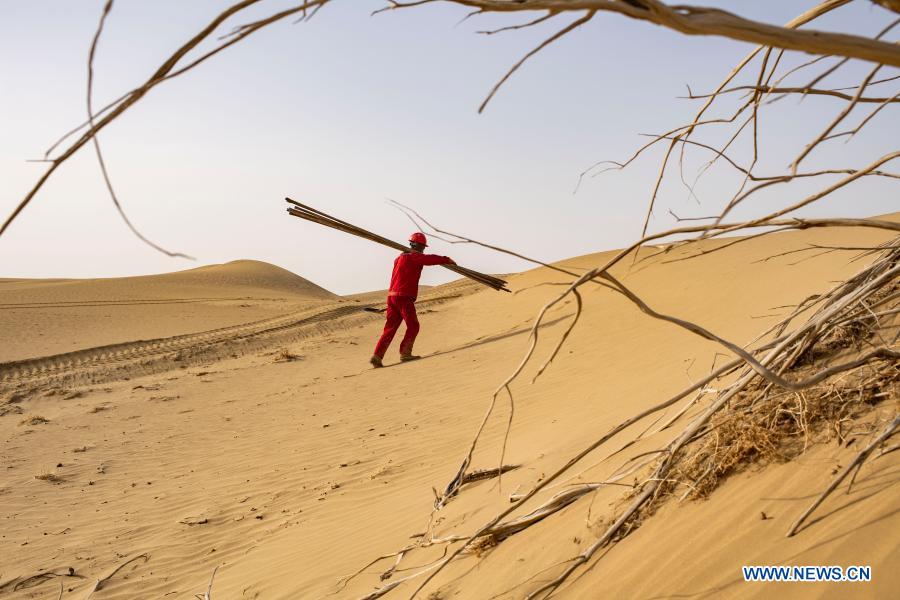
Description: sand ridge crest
160,259,338,299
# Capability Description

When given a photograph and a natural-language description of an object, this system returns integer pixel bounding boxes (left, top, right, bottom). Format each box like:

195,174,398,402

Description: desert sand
1,219,898,599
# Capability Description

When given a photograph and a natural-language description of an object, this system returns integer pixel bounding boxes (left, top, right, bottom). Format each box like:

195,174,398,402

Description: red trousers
373,295,419,358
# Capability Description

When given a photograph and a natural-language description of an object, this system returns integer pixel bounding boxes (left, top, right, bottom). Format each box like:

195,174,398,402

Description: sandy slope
0,221,898,600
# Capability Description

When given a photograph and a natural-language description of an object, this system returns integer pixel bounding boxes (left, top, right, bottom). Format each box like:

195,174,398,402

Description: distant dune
0,260,336,361
159,260,337,299
0,259,335,303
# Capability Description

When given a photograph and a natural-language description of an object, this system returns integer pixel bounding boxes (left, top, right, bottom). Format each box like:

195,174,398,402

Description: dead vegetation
0,567,83,594
460,464,520,486
2,1,898,598
81,553,149,599
669,359,897,502
274,347,303,362
34,471,64,483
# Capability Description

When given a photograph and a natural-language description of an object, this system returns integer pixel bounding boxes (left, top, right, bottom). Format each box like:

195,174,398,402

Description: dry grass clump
274,348,302,362
660,279,900,504
466,534,498,557
34,471,63,483
599,336,898,580
795,321,873,366
796,282,898,367
668,362,897,501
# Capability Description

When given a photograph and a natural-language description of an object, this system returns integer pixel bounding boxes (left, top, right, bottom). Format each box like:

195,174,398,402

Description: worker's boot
369,355,383,368
399,353,421,362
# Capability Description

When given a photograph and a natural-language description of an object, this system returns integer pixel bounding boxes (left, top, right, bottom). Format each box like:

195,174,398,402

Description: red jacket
388,251,453,299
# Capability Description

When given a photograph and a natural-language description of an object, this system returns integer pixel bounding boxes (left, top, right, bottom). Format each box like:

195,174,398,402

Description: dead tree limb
86,0,192,258
787,413,900,537
83,553,149,599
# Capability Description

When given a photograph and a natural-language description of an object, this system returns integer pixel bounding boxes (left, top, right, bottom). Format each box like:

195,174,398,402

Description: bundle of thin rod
284,198,509,293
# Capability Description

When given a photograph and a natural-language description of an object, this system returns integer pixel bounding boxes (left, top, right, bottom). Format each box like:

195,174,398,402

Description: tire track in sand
0,280,483,390
0,302,378,388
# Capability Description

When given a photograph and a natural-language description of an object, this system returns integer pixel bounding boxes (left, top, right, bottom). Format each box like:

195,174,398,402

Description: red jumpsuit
373,251,453,358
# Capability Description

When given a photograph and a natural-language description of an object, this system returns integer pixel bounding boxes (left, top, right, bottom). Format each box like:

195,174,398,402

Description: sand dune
158,260,337,299
0,260,336,362
0,221,898,599
0,259,335,304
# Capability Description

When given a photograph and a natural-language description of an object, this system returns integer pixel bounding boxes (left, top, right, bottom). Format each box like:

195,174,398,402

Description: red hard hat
409,232,428,247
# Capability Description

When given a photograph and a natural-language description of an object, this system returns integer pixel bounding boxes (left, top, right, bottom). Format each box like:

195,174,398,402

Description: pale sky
1,1,897,294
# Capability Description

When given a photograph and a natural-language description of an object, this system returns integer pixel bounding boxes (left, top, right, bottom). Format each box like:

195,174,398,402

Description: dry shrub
35,471,63,483
665,328,898,503
274,348,302,362
466,534,497,557
797,280,899,367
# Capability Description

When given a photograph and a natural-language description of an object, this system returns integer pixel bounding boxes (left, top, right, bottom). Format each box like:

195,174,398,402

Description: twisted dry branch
787,413,900,536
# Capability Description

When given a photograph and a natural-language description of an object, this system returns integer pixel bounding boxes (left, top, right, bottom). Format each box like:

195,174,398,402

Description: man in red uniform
370,232,454,368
